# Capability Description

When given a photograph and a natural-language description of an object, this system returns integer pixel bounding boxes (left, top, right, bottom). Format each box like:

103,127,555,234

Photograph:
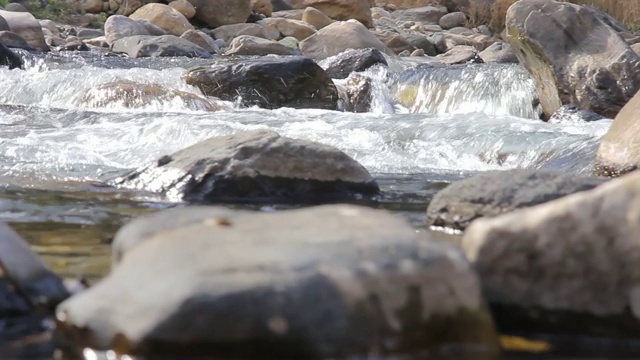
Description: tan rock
292,0,372,27
0,10,47,51
302,6,332,30
82,0,104,13
169,0,196,19
188,0,251,28
129,3,193,36
104,15,149,45
251,0,272,17
258,17,316,41
180,29,219,53
225,34,300,56
211,23,276,43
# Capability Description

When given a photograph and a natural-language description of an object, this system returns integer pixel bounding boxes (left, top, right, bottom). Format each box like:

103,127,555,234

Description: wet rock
104,15,149,45
506,0,640,119
292,0,372,27
168,0,195,19
462,170,640,337
180,29,219,53
58,204,498,359
109,130,378,202
0,30,31,50
74,80,222,111
548,104,607,124
427,170,607,230
258,17,316,41
225,34,300,56
302,6,332,30
596,90,640,176
0,9,47,51
111,35,212,58
478,41,518,63
338,72,373,112
184,57,338,110
251,0,272,17
300,20,394,61
210,23,276,44
319,48,387,79
435,45,482,64
129,3,194,37
390,6,448,24
439,11,466,30
189,0,251,28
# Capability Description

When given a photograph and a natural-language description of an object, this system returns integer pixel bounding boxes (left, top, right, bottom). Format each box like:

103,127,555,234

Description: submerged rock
183,56,338,110
462,171,640,337
506,0,640,119
108,130,379,202
0,41,22,69
548,104,607,124
319,48,387,79
57,204,499,359
111,35,211,58
426,170,607,230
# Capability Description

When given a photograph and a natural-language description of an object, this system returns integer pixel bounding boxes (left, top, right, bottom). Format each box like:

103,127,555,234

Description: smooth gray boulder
427,170,607,230
111,35,211,58
108,130,378,202
57,205,499,358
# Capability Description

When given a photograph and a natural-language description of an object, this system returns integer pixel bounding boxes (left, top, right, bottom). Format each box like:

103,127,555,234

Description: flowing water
0,51,614,358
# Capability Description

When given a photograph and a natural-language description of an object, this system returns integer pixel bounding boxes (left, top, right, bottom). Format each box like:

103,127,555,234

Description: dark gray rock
57,205,499,358
0,15,9,31
0,41,22,69
319,48,387,79
548,104,607,124
427,170,608,230
108,130,379,202
406,34,438,56
271,0,292,11
110,34,211,58
0,30,31,50
183,56,338,110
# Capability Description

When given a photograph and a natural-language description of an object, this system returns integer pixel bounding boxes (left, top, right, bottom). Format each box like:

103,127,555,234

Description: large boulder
188,0,251,28
595,90,640,176
0,41,22,69
183,56,338,110
506,0,640,119
439,11,466,30
111,35,212,58
300,20,394,61
225,35,300,56
291,0,372,27
462,170,640,337
108,130,378,202
0,10,47,51
104,15,150,45
129,3,194,37
426,170,607,231
57,205,499,358
319,48,388,79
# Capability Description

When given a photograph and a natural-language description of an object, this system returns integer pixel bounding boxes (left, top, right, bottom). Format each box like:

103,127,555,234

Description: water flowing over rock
129,3,194,37
183,56,338,110
506,0,640,119
0,41,22,69
225,35,301,56
0,10,47,51
548,104,606,125
104,15,149,45
111,35,211,58
291,0,372,27
320,48,388,79
427,170,607,230
188,0,251,28
57,204,499,358
462,171,640,337
108,130,379,202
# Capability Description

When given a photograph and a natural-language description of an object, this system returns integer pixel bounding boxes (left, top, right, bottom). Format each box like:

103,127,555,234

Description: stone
225,35,299,56
278,35,298,49
411,48,424,56
371,6,391,20
4,3,27,12
319,48,388,79
444,31,494,51
375,32,415,55
0,16,11,32
184,57,338,110
271,0,293,11
595,91,640,176
135,19,166,35
390,6,448,24
340,72,373,112
82,0,104,13
110,0,147,16
211,23,275,44
462,171,640,336
0,10,48,51
169,0,196,19
478,41,518,63
434,45,482,64
302,6,332,30
189,0,251,28
439,11,466,30
272,9,304,20
180,30,219,53
427,170,607,230
129,3,194,37
405,34,437,56
251,0,272,17
61,39,90,51
258,17,316,41
111,35,212,58
0,41,21,69
548,104,607,125
58,204,499,358
300,20,394,61
0,30,31,50
104,15,149,45
506,0,640,119
83,36,108,47
76,28,104,39
633,43,640,55
292,0,372,27
109,130,378,201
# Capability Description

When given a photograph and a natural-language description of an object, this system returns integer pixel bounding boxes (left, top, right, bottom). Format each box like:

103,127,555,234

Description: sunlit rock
251,0,272,17
478,41,517,63
210,23,277,44
224,34,301,56
108,130,378,202
302,6,332,30
434,45,482,64
290,0,372,27
129,3,193,37
188,0,250,28
257,17,317,41
183,56,338,109
179,29,219,53
57,204,499,359
389,6,448,24
168,0,195,19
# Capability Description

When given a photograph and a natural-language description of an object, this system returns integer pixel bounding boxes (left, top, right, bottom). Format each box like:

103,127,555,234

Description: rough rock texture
169,0,196,19
302,5,332,29
426,170,607,230
129,3,194,36
337,72,373,112
111,35,211,58
300,20,394,61
180,29,219,53
210,23,276,44
0,10,47,51
184,56,338,110
108,130,378,202
292,0,372,27
319,48,387,79
478,41,518,63
57,205,499,358
506,0,640,119
548,104,607,124
462,171,640,336
0,41,22,69
258,17,316,41
596,90,640,176
104,15,149,45
188,0,251,28
225,35,300,56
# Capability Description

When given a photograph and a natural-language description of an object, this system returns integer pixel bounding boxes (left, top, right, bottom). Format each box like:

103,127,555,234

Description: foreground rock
427,170,607,230
57,205,499,358
0,10,47,51
184,56,338,109
596,90,640,176
462,171,640,337
0,42,22,69
189,0,251,28
300,20,394,60
109,130,378,202
320,48,387,79
506,0,640,118
111,35,211,58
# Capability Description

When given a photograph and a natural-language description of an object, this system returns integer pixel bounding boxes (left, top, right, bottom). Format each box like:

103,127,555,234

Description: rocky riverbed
0,0,640,359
